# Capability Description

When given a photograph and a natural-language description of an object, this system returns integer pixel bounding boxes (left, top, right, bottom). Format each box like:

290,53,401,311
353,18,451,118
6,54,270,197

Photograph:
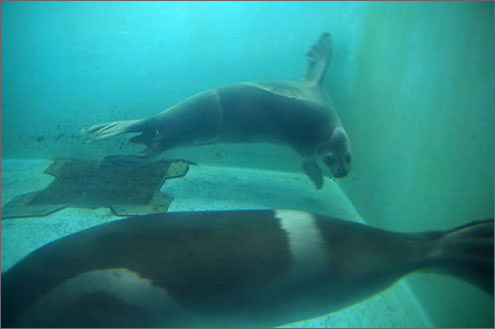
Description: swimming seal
82,33,351,189
2,210,492,327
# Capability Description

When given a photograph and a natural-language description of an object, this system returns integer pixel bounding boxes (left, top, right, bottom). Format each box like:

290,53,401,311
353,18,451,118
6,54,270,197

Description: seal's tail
303,32,332,85
422,219,494,294
82,119,145,143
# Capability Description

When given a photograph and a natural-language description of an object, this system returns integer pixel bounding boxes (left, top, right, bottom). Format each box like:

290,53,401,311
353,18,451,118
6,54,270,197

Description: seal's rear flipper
303,32,332,85
425,219,494,294
82,119,145,142
302,161,324,189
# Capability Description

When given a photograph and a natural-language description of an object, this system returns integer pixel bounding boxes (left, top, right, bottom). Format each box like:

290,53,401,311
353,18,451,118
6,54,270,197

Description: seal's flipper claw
82,119,144,142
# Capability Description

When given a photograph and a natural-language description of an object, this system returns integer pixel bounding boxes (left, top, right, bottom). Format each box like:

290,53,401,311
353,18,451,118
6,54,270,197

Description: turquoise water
1,1,493,327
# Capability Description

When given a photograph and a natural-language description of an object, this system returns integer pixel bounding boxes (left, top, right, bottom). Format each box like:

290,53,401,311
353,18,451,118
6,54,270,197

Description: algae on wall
332,1,494,327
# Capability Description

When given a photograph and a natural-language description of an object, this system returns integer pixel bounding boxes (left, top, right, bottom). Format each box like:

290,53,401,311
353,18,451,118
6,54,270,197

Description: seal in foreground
2,210,492,327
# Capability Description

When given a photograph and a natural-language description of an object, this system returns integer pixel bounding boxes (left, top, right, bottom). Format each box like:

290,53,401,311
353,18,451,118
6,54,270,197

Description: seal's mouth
331,166,348,178
323,152,351,178
318,127,352,179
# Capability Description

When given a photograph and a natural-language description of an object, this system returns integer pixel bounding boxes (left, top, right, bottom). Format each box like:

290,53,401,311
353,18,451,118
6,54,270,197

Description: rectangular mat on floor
1,158,191,219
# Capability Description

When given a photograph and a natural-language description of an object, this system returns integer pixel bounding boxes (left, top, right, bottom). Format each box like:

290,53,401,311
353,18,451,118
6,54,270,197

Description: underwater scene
1,1,493,328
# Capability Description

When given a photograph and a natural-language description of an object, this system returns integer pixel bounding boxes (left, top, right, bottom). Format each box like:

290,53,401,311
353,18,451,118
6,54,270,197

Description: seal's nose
332,167,348,178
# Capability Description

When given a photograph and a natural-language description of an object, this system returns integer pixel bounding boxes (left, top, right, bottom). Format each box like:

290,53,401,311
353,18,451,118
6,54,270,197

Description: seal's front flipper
302,161,324,189
303,32,332,85
82,119,145,142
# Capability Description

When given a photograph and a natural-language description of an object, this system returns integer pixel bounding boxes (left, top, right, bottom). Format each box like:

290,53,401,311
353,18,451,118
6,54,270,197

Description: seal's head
318,127,352,178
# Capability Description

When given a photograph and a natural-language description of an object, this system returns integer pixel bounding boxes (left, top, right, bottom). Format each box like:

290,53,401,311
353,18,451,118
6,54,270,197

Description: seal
82,32,351,189
2,210,492,327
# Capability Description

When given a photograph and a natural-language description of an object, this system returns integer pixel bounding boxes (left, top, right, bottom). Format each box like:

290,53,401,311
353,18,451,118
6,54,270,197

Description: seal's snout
331,159,350,178
319,128,352,179
337,152,352,177
323,152,350,178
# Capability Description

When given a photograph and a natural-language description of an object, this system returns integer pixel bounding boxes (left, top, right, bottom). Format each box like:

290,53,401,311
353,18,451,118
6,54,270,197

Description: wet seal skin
82,32,351,189
2,209,492,327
